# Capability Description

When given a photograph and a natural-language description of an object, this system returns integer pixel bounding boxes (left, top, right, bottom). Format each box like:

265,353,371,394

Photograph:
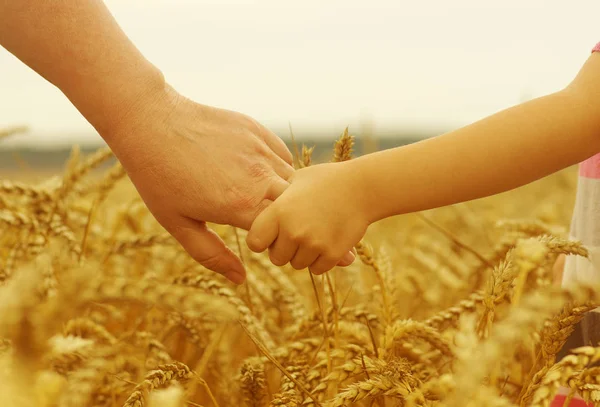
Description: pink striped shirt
580,42,600,178
563,43,600,285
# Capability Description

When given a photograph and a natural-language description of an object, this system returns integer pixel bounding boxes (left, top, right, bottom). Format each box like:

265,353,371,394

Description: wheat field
1,127,599,407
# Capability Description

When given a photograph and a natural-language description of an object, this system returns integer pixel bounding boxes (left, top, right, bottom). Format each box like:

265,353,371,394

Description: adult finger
265,148,294,182
261,127,293,165
234,176,288,230
290,246,320,270
172,218,246,284
232,176,288,230
233,199,271,231
266,177,289,201
268,235,298,267
246,206,278,253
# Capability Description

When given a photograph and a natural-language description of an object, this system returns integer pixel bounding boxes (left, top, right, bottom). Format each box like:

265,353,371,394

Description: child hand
246,161,370,275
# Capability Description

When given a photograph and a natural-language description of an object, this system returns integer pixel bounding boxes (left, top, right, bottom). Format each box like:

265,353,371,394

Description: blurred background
1,0,599,169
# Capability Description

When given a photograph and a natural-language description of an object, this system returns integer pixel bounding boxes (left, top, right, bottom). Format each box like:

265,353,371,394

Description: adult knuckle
251,137,270,156
248,162,270,180
225,188,255,212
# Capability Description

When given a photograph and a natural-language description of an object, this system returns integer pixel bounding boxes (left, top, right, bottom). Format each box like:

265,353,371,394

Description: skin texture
247,53,600,275
0,0,348,284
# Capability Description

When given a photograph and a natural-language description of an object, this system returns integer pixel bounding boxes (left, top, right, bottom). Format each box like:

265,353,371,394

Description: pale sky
0,0,599,147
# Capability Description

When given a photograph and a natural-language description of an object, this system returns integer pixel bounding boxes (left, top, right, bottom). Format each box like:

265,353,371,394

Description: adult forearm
0,0,165,137
356,88,600,222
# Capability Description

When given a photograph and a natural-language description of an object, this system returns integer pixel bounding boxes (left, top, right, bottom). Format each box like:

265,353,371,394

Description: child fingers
309,254,342,276
290,246,320,270
246,207,278,253
268,235,298,267
236,199,271,231
336,250,356,267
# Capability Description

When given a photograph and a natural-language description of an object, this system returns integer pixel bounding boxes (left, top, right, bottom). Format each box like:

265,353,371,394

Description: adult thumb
173,219,246,284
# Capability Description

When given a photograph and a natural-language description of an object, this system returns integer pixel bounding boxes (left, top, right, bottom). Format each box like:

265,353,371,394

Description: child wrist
346,159,380,224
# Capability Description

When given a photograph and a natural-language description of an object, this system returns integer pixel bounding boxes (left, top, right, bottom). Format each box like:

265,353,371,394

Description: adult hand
106,85,294,284
0,0,296,284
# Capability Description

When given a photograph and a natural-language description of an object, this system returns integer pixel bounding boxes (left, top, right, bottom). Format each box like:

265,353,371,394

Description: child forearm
0,0,165,138
245,52,600,276
355,85,600,223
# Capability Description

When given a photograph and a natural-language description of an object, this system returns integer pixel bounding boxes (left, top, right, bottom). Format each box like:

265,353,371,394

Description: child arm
247,53,600,274
357,52,600,223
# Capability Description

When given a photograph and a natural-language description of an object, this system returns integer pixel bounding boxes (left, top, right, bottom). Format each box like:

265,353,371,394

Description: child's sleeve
561,43,600,289
562,165,600,287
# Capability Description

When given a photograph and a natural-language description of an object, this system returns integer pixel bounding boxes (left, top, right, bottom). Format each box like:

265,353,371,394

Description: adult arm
0,0,296,284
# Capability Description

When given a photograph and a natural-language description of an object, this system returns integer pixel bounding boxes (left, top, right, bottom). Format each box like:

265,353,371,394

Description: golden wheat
0,128,592,406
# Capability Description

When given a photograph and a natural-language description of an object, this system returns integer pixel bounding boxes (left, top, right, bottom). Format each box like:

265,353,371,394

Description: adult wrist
62,63,169,145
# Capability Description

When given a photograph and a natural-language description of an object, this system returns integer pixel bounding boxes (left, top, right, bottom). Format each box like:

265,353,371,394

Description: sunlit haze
0,0,598,147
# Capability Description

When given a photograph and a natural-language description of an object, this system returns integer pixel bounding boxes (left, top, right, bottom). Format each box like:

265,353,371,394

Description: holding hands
9,0,600,288
110,87,296,285
246,160,368,275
